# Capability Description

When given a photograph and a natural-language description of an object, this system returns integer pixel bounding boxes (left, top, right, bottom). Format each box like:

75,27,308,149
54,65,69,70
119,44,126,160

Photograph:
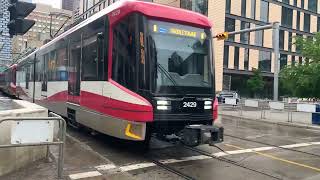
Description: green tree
280,32,320,99
247,68,265,98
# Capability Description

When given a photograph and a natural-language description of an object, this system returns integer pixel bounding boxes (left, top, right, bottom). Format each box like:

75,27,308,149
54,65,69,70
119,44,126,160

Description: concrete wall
0,100,48,177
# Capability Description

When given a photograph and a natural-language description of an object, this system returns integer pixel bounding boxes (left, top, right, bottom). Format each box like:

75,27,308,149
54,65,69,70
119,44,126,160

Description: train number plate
182,102,197,108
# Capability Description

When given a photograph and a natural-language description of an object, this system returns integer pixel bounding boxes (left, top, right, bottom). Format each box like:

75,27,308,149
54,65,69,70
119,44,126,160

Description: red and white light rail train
0,0,223,147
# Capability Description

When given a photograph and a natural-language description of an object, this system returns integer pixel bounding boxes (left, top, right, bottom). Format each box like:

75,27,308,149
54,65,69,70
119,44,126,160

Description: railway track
182,145,283,180
224,133,320,158
147,155,196,180
147,140,283,180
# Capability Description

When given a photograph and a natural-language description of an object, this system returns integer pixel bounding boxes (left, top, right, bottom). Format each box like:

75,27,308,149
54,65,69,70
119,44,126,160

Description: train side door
68,30,82,104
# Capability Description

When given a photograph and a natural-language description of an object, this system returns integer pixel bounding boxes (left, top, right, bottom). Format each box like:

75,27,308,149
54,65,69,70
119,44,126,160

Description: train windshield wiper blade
157,63,184,94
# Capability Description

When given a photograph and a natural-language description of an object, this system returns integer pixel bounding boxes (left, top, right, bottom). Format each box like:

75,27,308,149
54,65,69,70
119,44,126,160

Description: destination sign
152,24,206,40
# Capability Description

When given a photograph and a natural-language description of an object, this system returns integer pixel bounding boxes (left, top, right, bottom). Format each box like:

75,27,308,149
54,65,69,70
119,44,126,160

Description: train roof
16,0,212,65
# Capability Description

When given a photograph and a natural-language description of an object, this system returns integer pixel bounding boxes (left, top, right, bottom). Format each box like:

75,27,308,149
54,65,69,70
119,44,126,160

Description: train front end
147,20,223,146
109,2,223,146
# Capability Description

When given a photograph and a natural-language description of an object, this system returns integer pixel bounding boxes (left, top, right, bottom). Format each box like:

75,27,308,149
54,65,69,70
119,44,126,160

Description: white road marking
246,134,272,139
95,164,117,171
71,141,320,176
280,143,312,148
117,141,320,172
119,163,155,172
69,171,102,180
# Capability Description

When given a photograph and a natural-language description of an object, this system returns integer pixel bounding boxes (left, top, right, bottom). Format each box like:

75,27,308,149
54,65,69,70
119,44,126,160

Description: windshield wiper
157,63,184,95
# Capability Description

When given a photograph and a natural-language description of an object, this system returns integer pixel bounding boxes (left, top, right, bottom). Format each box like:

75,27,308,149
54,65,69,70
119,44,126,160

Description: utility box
312,104,320,125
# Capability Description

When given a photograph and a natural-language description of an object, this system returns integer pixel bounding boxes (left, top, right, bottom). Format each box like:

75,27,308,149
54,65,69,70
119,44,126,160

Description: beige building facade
76,0,317,98
156,0,318,98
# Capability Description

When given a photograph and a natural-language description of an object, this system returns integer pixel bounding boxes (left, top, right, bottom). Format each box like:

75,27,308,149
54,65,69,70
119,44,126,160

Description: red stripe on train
47,91,153,122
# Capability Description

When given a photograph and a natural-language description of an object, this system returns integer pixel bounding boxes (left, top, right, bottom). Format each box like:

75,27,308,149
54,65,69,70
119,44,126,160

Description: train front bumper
181,125,224,147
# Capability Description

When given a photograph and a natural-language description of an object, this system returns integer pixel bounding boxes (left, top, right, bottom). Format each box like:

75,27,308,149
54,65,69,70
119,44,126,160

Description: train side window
48,51,57,81
82,16,106,81
41,54,48,91
112,15,137,91
57,46,68,81
82,36,98,81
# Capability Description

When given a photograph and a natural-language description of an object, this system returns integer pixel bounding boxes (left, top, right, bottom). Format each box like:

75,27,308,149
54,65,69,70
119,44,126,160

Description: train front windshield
148,20,214,95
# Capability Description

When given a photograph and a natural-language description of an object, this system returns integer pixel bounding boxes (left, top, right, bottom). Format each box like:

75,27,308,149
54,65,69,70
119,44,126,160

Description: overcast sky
32,0,61,9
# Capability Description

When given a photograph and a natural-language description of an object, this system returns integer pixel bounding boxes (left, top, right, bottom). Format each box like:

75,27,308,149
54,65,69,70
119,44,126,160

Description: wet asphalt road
2,90,320,180
66,116,320,180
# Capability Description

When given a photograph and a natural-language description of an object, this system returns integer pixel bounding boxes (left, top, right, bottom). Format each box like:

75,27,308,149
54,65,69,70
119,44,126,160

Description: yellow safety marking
225,144,320,172
125,124,142,140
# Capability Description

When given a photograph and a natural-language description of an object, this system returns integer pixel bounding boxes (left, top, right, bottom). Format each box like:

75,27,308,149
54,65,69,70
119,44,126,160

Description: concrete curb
220,114,320,131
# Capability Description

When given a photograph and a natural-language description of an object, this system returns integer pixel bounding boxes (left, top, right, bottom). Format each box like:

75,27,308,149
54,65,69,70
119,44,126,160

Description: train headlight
204,101,212,105
204,101,212,109
157,105,169,110
157,100,169,105
157,100,170,110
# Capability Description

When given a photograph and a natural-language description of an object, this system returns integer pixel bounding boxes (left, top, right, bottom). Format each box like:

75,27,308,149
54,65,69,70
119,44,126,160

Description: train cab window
112,15,137,91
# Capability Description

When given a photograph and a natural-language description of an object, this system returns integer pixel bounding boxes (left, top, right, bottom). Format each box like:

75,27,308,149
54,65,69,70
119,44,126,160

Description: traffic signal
7,0,36,37
215,32,229,40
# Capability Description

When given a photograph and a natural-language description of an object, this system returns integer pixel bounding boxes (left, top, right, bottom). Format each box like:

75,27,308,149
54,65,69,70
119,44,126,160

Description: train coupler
181,125,224,147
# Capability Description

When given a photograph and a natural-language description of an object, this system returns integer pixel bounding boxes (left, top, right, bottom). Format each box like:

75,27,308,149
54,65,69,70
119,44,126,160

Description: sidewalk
219,105,320,130
1,134,136,180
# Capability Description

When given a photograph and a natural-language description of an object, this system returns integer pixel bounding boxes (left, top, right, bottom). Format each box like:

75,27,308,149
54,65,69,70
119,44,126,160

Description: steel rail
182,145,283,180
147,156,196,180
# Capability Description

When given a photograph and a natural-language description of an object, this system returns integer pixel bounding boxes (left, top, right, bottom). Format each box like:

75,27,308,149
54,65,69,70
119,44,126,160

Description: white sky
32,0,62,9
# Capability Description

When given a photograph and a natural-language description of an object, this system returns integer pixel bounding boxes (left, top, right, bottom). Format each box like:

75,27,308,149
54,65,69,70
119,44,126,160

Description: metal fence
0,112,66,179
220,98,320,125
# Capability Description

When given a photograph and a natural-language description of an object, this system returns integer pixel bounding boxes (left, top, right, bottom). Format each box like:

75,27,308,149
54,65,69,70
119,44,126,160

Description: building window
301,0,305,9
280,54,288,69
260,0,269,22
226,0,231,14
251,0,256,19
296,11,300,30
244,48,249,70
282,0,289,4
318,17,320,32
294,0,297,6
240,21,250,43
234,47,240,69
308,0,317,12
296,34,303,53
255,25,264,46
241,0,246,17
279,30,284,50
299,57,303,64
225,18,235,41
223,45,229,68
181,0,208,16
281,7,293,28
291,55,295,66
259,50,271,72
304,13,310,32
288,32,292,52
